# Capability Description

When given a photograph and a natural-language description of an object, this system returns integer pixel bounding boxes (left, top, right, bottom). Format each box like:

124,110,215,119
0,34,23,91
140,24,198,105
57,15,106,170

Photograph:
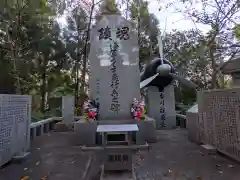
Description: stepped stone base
73,117,157,146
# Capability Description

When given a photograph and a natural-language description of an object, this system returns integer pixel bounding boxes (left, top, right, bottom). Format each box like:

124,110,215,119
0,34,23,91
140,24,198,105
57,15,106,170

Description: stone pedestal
74,120,97,146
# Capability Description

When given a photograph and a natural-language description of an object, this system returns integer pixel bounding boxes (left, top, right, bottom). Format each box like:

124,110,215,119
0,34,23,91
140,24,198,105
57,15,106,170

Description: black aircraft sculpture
140,34,197,91
140,57,197,91
140,58,174,91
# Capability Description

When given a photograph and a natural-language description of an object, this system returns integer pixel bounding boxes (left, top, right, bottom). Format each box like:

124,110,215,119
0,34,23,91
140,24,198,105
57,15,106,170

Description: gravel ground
1,130,240,180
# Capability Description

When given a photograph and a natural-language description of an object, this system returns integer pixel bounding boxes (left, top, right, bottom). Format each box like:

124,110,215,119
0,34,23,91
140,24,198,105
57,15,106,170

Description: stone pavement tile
2,130,240,180
0,132,92,180
134,130,240,180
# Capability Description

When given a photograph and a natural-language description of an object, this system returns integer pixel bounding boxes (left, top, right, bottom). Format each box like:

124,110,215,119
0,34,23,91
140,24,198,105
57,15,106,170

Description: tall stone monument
88,15,140,120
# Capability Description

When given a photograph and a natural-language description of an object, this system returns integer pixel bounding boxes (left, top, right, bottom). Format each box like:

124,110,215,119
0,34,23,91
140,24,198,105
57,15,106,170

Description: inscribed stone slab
197,88,240,161
88,15,140,120
0,94,31,166
146,85,176,129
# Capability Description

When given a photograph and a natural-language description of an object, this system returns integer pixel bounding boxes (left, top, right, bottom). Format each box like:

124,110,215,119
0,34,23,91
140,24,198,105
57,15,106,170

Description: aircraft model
140,35,197,91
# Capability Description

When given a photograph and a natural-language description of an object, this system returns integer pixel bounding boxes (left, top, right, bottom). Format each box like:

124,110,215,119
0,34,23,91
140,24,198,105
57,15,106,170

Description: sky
147,0,211,34
57,0,212,34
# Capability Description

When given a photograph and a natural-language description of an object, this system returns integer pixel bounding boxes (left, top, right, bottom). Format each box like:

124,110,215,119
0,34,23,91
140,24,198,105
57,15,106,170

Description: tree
129,0,160,69
177,0,240,88
63,6,89,107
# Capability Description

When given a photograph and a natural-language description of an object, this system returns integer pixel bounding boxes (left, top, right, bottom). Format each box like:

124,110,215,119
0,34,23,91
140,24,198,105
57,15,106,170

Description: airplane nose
156,64,172,75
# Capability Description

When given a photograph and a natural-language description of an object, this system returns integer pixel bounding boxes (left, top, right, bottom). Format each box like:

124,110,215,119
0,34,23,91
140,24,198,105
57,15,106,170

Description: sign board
88,15,140,120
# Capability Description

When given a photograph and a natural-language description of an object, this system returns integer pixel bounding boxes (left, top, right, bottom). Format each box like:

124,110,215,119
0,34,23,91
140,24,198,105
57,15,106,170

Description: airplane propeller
140,34,197,89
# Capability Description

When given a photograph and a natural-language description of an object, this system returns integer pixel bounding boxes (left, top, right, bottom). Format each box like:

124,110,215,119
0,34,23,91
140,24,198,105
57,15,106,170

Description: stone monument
88,14,140,120
140,35,197,130
76,14,151,179
62,96,74,123
146,84,176,129
0,95,31,166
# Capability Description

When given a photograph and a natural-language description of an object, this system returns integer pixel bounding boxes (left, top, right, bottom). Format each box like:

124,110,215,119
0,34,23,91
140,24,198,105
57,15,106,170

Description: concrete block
54,122,74,132
74,120,97,146
137,117,157,144
201,144,217,155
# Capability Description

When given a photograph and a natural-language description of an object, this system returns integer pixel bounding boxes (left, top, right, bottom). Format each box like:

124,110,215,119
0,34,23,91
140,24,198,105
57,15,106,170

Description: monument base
100,165,136,180
74,120,97,146
103,147,132,171
74,118,157,146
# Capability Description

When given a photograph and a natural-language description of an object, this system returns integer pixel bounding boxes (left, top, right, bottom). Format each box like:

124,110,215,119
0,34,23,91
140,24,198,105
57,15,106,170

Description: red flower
136,111,142,119
88,111,96,118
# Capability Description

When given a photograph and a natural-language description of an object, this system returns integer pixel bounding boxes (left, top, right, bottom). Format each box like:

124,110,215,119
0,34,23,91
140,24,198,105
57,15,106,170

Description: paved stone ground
0,132,92,180
134,130,240,180
1,130,240,180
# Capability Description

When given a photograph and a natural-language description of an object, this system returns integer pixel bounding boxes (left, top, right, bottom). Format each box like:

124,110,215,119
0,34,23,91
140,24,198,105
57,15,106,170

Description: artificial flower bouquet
131,98,146,120
83,100,99,121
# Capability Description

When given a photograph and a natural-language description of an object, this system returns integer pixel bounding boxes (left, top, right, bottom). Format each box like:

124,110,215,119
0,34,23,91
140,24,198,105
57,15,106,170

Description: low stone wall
195,88,240,161
30,117,62,140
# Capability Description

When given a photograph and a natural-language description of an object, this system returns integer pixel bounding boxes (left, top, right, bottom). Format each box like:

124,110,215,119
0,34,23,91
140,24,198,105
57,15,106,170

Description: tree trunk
79,1,95,115
210,46,217,89
75,61,80,108
40,57,47,113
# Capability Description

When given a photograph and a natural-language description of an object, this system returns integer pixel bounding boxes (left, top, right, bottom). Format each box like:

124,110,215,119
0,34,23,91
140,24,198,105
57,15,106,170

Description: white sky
147,0,211,34
57,0,212,34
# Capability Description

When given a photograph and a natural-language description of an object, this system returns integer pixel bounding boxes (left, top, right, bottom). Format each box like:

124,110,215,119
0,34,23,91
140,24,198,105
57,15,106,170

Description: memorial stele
88,14,140,120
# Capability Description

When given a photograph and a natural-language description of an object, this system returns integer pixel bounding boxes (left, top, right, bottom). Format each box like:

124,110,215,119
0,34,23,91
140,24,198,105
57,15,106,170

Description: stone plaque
0,95,31,166
197,88,240,161
104,148,132,171
146,85,176,129
88,15,140,120
62,96,74,123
